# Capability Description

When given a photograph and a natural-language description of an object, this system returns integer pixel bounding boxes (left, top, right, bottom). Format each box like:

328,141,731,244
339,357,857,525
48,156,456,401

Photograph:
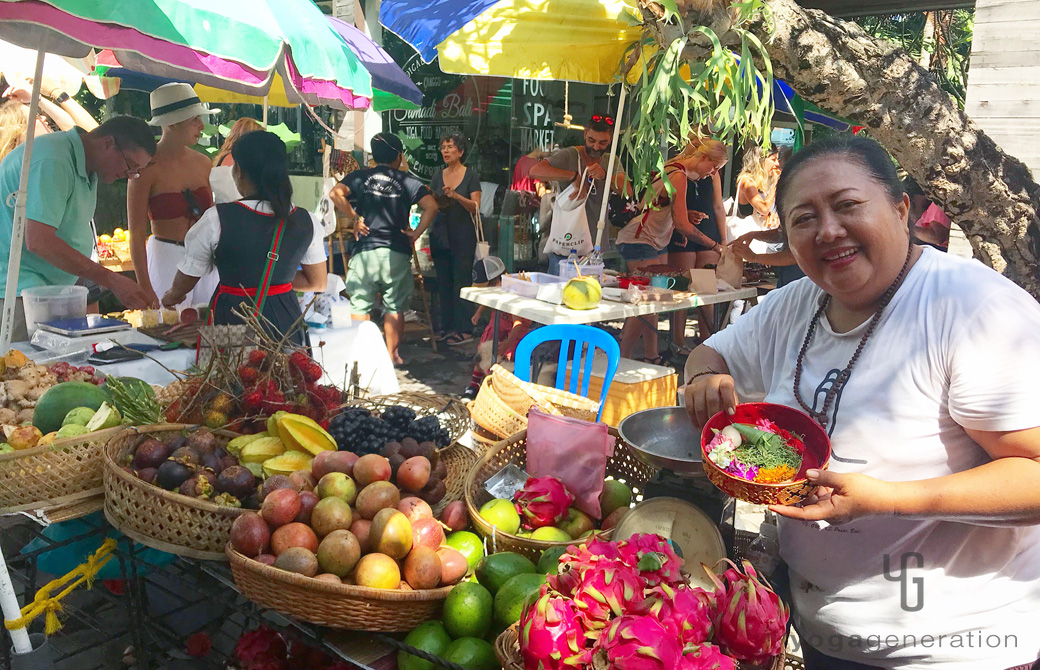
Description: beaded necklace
793,244,916,428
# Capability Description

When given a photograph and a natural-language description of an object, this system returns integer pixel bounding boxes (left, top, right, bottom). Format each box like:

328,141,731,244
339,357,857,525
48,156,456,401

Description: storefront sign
514,79,557,154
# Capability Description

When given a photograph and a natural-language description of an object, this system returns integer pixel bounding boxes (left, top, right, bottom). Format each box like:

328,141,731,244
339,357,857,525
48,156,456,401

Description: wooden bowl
700,403,830,505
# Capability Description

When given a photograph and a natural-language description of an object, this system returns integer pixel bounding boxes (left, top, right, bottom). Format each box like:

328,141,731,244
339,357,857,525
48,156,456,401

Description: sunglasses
590,115,615,126
115,141,147,179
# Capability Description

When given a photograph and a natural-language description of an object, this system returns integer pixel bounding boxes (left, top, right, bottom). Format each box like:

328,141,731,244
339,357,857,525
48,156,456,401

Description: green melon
33,382,110,434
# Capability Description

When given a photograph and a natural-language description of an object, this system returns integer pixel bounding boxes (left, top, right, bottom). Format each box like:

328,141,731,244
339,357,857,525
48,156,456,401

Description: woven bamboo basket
227,545,453,632
465,429,657,562
343,392,471,448
0,425,126,519
495,624,790,670
489,365,598,422
103,424,244,561
470,376,528,439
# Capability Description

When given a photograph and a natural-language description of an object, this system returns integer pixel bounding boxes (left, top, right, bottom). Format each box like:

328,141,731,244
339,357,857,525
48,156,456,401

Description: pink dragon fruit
637,583,715,645
616,533,685,587
587,614,683,670
681,643,737,670
549,539,627,597
520,584,588,670
705,559,789,665
514,476,575,529
569,563,645,627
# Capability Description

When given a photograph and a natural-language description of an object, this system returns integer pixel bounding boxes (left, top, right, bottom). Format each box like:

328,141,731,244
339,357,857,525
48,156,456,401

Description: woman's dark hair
232,130,293,220
439,132,468,157
775,136,904,227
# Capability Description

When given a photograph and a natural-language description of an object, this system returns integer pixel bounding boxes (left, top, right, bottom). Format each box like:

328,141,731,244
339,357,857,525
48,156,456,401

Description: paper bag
685,268,718,295
715,246,744,290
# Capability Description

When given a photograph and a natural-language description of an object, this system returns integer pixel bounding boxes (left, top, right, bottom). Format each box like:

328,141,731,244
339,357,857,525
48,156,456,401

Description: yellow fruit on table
276,413,336,455
113,228,125,239
239,436,286,463
6,425,42,450
561,276,602,310
3,349,29,368
99,234,112,243
262,450,313,477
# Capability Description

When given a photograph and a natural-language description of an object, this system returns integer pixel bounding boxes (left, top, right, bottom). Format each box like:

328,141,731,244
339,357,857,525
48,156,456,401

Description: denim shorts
617,242,665,261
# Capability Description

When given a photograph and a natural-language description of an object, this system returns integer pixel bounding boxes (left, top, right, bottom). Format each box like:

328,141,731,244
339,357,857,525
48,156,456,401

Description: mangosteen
137,467,158,485
186,429,219,454
156,459,195,491
213,446,230,461
199,451,222,473
170,447,199,465
198,470,219,489
216,465,256,500
219,455,239,472
132,438,169,470
178,474,214,498
165,435,189,452
240,493,261,510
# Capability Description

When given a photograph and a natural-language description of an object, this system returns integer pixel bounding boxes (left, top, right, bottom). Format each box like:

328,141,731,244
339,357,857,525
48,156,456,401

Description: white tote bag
472,210,490,260
545,168,594,256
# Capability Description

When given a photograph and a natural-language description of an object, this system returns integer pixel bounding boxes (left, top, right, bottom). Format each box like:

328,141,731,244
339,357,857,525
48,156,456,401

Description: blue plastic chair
512,324,621,422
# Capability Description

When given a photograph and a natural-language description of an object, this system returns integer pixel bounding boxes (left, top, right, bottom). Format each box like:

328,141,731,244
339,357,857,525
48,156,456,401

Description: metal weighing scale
28,316,136,362
618,406,737,560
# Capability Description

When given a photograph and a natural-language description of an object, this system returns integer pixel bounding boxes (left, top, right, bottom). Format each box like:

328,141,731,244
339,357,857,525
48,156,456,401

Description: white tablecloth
14,322,399,395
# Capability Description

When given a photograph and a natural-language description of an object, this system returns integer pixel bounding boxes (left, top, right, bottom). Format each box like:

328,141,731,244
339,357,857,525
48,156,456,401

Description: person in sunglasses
530,114,629,274
127,83,220,311
0,115,157,340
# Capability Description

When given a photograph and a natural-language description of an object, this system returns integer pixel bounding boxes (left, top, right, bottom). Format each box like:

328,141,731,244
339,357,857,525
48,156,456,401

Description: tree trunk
679,0,1040,297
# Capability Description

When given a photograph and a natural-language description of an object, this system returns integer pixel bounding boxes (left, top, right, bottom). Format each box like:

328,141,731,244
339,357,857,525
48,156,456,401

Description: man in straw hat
0,115,157,340
128,82,221,309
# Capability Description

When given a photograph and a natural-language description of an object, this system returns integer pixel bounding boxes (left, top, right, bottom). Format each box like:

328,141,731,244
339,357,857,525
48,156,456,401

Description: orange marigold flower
755,465,797,484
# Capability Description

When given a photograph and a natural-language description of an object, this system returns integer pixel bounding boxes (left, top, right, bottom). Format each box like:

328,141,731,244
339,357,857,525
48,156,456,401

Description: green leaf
616,8,643,26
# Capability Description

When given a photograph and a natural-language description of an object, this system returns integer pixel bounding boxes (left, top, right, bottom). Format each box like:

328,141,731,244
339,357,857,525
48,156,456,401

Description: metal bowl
618,406,704,476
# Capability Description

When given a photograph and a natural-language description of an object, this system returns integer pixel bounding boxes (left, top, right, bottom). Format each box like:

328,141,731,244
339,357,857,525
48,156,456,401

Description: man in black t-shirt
330,133,437,364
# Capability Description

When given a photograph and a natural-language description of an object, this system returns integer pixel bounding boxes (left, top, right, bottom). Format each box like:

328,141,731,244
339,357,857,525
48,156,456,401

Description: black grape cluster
329,406,449,453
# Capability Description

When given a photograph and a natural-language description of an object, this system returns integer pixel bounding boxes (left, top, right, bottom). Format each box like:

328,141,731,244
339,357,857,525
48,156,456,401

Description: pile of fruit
121,412,337,507
164,348,345,432
0,350,103,426
477,476,633,542
561,276,602,311
121,428,256,507
228,451,479,590
96,227,130,261
328,405,451,455
517,535,789,670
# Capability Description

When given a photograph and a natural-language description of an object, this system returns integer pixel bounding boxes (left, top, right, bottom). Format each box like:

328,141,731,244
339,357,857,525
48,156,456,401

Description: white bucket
21,285,88,336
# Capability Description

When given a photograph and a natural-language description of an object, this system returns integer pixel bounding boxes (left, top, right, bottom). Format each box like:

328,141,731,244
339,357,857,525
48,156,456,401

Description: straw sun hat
147,82,220,126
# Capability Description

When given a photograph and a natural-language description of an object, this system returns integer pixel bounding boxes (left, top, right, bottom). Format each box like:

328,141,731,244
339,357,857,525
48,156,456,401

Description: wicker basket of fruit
337,393,470,451
465,429,656,562
103,424,250,560
494,539,790,670
227,544,454,632
0,360,120,520
225,447,473,631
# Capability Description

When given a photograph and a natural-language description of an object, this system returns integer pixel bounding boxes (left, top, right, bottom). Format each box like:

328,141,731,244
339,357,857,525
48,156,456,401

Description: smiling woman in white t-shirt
683,136,1040,670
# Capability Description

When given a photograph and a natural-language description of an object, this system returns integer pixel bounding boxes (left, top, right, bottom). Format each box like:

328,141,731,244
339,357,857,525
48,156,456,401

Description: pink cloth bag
525,407,615,519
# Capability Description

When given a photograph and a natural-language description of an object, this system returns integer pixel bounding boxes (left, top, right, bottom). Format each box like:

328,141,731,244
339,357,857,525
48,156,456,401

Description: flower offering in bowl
700,402,831,505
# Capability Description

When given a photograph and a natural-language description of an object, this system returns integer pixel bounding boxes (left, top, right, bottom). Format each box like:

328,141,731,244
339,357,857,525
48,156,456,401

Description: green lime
537,546,568,575
399,620,453,670
442,582,493,640
475,552,536,595
478,498,521,535
494,572,546,628
441,637,498,670
62,407,95,427
445,531,485,574
530,527,570,542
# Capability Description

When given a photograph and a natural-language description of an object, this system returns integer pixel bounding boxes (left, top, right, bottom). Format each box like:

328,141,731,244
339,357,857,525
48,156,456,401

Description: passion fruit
132,438,169,470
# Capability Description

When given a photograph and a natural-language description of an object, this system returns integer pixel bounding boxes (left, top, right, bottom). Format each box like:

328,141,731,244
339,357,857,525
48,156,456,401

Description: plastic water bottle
567,249,578,276
745,512,780,578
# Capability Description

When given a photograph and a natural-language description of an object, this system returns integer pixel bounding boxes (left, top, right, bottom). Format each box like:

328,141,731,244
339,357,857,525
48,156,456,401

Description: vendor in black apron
161,131,328,346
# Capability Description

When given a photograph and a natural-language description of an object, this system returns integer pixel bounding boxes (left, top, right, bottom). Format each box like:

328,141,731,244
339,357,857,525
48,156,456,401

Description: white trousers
146,236,219,310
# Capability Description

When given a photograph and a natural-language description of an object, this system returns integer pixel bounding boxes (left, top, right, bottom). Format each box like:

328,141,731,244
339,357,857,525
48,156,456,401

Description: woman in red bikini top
127,83,219,309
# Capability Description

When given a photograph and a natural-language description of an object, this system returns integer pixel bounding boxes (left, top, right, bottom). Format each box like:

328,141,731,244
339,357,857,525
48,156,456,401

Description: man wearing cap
529,115,629,274
128,82,220,309
0,115,157,340
330,132,438,365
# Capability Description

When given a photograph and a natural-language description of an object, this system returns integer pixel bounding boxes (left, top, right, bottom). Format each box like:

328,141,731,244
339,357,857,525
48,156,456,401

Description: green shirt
0,129,98,297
